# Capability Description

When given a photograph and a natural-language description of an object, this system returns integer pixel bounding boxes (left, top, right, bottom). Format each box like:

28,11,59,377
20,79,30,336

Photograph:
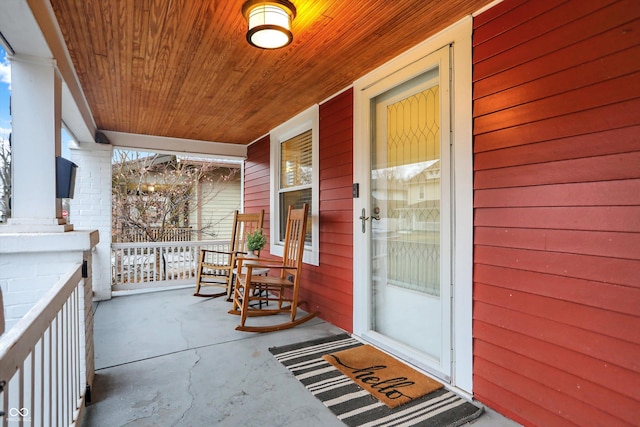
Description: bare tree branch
0,137,10,222
112,150,239,242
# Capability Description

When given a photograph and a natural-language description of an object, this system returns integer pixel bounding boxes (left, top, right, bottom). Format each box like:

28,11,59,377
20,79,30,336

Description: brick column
70,142,113,301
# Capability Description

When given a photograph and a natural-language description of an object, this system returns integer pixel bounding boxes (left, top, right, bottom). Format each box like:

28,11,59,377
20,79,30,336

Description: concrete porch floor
82,287,521,427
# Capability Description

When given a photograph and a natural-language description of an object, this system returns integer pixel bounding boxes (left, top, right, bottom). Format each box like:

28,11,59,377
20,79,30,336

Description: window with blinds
270,104,319,265
280,130,312,188
279,129,313,243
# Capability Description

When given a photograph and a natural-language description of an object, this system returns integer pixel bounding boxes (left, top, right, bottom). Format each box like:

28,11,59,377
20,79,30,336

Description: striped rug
269,334,483,427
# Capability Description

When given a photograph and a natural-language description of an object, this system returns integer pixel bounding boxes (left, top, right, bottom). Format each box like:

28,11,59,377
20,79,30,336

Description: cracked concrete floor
82,287,519,427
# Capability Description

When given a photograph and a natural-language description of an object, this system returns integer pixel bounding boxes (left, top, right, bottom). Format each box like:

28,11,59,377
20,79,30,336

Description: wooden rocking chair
229,204,318,332
194,210,264,299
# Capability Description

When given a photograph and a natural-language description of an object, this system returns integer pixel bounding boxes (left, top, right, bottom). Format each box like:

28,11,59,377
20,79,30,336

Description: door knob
371,206,381,221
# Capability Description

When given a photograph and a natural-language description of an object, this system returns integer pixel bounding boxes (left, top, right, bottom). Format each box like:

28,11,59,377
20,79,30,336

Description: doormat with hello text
322,344,443,408
269,333,483,427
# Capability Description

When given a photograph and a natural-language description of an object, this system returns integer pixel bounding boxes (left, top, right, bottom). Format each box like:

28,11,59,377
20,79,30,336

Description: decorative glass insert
373,85,441,296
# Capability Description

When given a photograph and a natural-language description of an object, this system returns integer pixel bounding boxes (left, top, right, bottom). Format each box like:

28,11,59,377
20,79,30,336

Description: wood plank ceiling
50,0,492,145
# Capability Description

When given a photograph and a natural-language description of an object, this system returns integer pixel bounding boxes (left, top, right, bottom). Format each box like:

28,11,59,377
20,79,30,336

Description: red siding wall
316,89,354,330
245,135,271,226
243,89,354,331
472,1,640,426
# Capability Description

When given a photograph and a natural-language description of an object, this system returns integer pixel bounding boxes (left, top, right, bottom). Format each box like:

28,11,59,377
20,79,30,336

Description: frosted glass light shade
242,1,296,49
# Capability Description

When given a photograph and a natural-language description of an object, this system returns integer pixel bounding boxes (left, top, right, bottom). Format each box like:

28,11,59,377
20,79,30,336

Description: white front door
354,45,452,380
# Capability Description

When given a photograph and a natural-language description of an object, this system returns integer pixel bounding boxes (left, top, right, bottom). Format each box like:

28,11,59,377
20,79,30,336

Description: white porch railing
111,240,230,291
0,263,86,427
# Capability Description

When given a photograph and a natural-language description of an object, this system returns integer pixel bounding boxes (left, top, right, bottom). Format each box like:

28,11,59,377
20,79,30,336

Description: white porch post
6,54,72,232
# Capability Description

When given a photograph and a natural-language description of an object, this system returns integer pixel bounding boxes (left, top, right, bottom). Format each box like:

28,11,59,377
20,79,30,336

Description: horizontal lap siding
245,136,273,255
472,1,640,426
197,173,241,240
314,89,354,331
243,90,354,332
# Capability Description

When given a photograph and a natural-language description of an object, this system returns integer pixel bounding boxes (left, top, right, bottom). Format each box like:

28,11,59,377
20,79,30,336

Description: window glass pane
279,189,312,244
280,130,312,189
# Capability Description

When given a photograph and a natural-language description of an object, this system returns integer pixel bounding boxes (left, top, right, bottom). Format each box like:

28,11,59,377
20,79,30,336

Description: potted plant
246,229,267,255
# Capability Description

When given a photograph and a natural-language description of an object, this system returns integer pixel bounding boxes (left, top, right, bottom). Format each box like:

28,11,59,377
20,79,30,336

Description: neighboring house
189,164,242,241
112,153,241,242
0,1,638,426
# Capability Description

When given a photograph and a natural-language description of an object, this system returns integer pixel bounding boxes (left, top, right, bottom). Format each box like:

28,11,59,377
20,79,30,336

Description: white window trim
270,105,319,265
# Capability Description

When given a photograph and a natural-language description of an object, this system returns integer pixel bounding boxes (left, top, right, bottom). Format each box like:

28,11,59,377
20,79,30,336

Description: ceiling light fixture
242,0,297,49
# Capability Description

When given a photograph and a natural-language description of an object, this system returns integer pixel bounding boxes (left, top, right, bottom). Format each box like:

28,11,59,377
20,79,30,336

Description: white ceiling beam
103,131,248,160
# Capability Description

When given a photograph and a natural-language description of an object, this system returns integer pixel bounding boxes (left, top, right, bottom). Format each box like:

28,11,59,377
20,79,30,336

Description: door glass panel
371,68,442,360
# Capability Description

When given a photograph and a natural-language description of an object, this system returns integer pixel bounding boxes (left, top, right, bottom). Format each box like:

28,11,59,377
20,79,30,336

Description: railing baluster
45,326,51,427
150,246,154,282
64,300,70,425
120,248,124,284
30,345,35,427
134,247,139,283
18,360,24,426
38,338,44,427
68,296,74,424
60,305,65,426
140,246,145,283
176,245,181,279
159,246,165,281
171,245,176,280
121,247,126,284
55,316,61,426
152,246,157,282
123,248,128,284
173,245,177,280
167,245,170,280
143,247,148,282
49,319,56,426
131,247,136,283
2,381,8,427
172,245,177,279
72,288,79,408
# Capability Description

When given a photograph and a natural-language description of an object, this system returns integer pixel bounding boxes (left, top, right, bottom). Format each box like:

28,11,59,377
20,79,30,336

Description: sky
0,46,10,142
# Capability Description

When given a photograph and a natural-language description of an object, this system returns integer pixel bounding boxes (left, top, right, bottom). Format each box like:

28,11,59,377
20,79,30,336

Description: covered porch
1,0,638,426
82,286,518,427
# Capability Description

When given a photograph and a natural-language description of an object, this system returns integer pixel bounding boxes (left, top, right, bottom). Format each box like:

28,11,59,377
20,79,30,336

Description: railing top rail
0,263,83,382
111,239,229,249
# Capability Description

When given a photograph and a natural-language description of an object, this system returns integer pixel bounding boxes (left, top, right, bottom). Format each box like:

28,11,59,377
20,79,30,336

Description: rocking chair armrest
235,257,286,269
248,264,297,271
200,249,233,256
241,263,298,275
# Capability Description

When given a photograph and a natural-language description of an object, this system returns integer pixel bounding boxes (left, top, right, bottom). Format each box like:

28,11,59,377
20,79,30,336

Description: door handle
359,208,369,233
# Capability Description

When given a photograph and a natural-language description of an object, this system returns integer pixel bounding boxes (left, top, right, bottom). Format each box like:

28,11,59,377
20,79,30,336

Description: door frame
368,45,453,380
353,17,474,393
